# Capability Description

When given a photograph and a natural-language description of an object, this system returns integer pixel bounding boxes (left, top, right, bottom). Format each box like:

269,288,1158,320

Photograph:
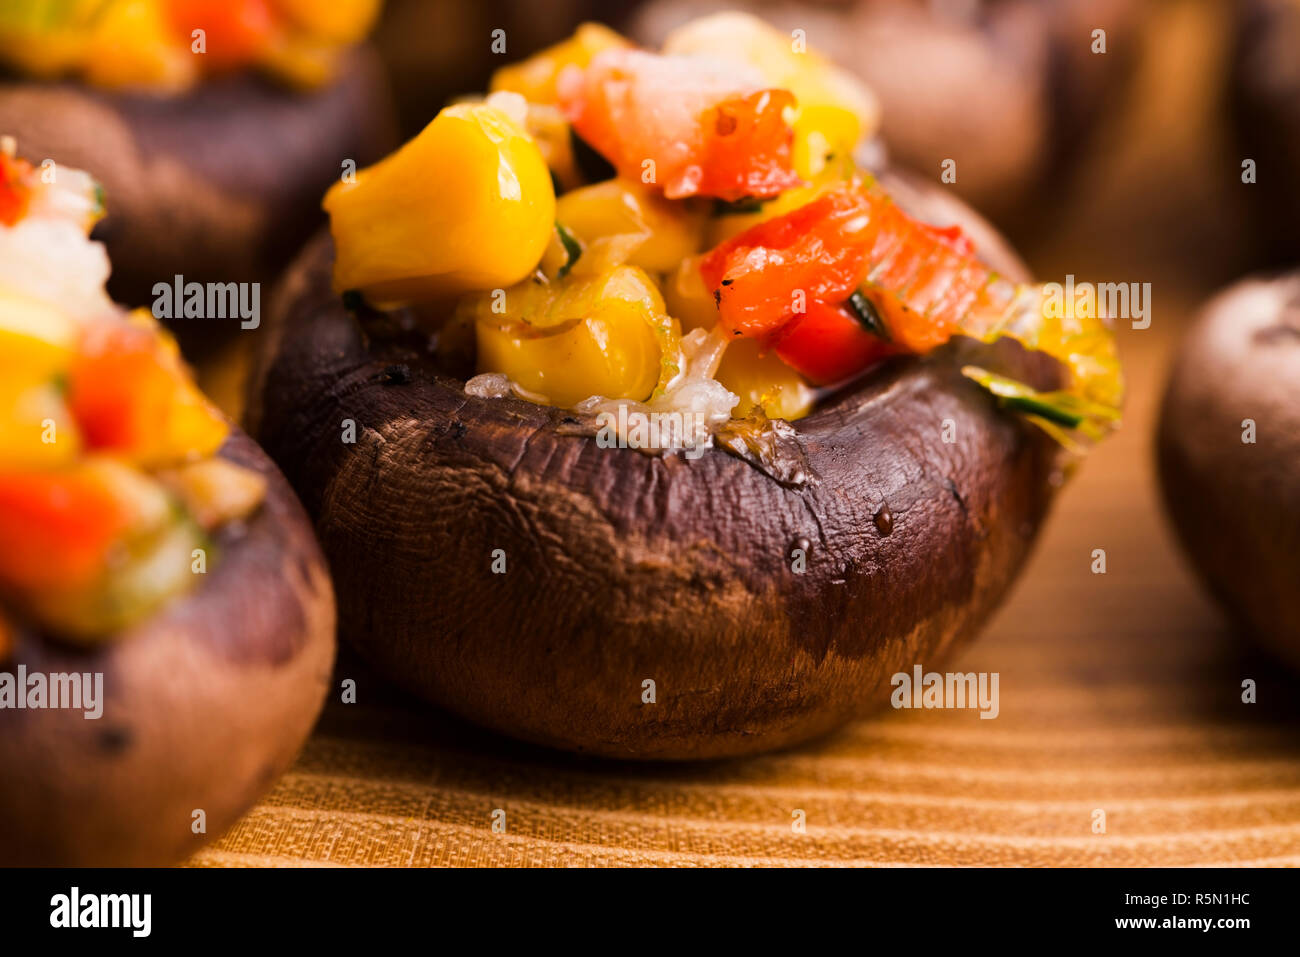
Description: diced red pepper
0,468,136,591
700,179,1009,361
558,48,802,202
164,0,277,70
701,185,875,338
67,320,227,466
68,323,169,454
772,300,894,386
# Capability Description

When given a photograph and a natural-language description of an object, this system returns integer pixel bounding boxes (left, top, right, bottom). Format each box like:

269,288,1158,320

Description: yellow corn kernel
470,265,671,406
556,179,705,275
489,22,628,104
326,101,556,306
716,339,815,421
663,12,878,179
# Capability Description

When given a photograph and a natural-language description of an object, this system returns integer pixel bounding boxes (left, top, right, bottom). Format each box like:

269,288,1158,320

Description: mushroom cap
0,430,336,866
1158,273,1300,667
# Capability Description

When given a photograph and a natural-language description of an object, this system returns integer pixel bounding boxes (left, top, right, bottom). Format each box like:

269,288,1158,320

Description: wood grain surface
185,315,1300,867
183,0,1300,866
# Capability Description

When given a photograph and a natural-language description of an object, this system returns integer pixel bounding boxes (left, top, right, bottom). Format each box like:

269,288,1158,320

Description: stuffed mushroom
0,147,335,865
0,0,395,347
248,16,1122,759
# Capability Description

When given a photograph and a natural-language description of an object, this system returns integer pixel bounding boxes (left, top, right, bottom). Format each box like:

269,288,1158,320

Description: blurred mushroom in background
374,0,627,135
1229,0,1300,266
0,0,397,353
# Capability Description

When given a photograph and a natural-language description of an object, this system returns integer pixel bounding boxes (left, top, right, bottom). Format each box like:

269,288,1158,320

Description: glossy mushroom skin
246,174,1061,760
0,430,336,866
1158,275,1300,669
0,49,395,349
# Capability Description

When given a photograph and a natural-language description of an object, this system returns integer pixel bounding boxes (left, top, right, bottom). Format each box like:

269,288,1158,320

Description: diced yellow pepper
81,0,196,92
489,22,628,104
469,265,673,406
0,285,78,386
0,382,83,468
273,0,381,44
325,101,557,306
663,12,878,180
556,179,705,275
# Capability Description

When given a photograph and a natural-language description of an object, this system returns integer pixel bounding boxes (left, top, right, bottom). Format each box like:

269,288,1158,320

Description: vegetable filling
323,14,1122,461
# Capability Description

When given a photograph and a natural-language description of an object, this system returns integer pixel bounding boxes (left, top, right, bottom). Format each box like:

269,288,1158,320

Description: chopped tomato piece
773,300,894,386
67,320,228,467
700,179,1011,355
164,0,277,70
557,48,802,202
0,468,136,591
0,154,33,227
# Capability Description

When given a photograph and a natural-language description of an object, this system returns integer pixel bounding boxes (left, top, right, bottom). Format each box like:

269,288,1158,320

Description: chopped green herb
711,196,765,216
570,128,615,183
961,365,1121,446
1001,395,1085,429
555,222,581,279
847,291,890,340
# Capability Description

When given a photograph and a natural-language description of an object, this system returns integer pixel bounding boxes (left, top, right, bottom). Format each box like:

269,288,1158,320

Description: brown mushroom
245,170,1063,760
1229,0,1300,264
0,430,336,866
0,49,396,353
1158,273,1300,669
